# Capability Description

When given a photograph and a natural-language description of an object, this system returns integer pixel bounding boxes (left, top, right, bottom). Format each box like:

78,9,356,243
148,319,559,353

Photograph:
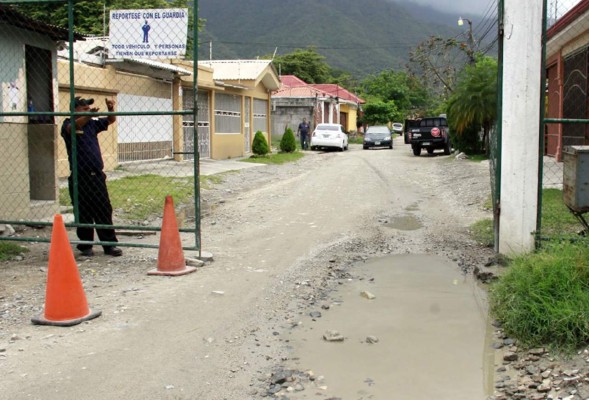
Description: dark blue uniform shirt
61,117,109,173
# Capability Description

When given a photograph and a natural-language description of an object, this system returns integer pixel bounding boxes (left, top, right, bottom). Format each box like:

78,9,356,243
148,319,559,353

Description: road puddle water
284,254,495,399
385,214,422,230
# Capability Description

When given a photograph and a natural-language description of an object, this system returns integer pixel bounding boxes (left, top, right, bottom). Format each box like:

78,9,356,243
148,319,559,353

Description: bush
252,131,269,156
490,240,589,351
280,127,297,153
449,124,482,155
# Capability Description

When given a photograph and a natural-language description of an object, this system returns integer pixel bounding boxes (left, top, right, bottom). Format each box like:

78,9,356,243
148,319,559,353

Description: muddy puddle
282,254,494,399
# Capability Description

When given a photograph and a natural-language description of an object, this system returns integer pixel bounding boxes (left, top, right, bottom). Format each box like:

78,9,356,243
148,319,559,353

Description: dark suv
405,117,452,156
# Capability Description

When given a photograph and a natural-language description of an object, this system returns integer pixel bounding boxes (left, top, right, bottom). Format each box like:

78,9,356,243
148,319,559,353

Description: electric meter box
563,145,589,212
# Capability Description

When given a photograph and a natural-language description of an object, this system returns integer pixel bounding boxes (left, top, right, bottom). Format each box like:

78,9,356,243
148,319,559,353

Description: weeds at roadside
469,219,493,247
489,239,589,352
0,242,29,261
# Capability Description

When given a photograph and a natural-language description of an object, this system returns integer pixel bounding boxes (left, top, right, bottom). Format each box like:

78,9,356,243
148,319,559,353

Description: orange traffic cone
148,195,197,276
31,214,101,326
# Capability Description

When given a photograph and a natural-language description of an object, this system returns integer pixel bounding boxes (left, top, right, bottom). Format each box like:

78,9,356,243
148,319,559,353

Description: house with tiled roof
197,60,280,157
545,0,589,161
271,75,364,136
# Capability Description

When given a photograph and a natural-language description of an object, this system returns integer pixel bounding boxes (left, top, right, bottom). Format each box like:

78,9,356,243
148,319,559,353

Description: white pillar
499,0,543,255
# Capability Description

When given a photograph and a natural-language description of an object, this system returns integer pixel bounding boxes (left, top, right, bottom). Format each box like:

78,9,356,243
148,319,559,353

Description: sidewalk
104,157,267,180
198,157,267,176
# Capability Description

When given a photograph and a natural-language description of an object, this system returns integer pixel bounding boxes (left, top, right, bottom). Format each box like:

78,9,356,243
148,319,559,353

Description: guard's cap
74,96,94,108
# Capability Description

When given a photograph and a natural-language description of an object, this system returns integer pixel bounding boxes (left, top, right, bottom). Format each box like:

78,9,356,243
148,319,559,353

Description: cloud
400,0,491,16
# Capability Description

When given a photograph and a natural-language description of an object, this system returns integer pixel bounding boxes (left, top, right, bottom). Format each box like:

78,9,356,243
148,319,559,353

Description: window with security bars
253,98,267,133
214,93,241,133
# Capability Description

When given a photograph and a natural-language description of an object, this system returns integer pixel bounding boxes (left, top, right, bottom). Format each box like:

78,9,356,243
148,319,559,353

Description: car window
366,127,389,134
316,124,339,131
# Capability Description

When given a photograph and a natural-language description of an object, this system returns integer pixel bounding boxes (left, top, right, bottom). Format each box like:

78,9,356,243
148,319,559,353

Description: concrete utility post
499,1,543,255
458,17,476,63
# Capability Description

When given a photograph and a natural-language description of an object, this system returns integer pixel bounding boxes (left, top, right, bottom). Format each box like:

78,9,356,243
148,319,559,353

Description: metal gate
183,89,210,159
0,0,201,252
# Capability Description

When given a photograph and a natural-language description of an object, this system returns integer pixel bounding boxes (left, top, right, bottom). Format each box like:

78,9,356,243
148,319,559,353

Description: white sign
109,8,188,59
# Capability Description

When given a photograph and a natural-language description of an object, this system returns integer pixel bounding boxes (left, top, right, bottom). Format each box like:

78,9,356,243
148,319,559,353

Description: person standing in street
297,117,311,150
61,96,122,257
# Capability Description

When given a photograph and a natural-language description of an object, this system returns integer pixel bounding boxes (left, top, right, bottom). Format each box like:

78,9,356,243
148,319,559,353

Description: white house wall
0,35,26,123
118,93,173,143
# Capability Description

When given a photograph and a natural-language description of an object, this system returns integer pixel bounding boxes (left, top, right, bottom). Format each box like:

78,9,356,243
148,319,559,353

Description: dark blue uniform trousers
68,171,118,251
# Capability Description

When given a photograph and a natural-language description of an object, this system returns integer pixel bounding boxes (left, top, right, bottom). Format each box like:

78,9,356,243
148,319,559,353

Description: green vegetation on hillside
198,0,461,78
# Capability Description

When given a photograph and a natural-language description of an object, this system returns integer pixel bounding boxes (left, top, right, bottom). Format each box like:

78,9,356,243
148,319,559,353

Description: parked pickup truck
405,116,452,156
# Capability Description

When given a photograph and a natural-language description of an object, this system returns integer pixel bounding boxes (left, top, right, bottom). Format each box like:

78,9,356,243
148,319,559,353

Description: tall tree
446,56,498,154
359,69,427,116
271,48,333,84
407,35,474,112
361,101,401,126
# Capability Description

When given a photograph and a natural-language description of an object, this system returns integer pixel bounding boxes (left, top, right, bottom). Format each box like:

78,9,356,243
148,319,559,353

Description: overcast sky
400,0,494,16
402,0,580,18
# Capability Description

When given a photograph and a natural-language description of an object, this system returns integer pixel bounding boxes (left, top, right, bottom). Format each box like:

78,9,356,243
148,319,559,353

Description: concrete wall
271,98,314,139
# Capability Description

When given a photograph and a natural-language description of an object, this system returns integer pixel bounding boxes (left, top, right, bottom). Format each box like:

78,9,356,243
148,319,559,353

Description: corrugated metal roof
106,58,192,75
198,59,273,81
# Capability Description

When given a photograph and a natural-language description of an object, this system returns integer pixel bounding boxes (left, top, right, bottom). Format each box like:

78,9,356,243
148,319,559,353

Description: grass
0,241,29,261
489,240,589,352
470,219,494,247
539,188,579,237
468,154,489,162
242,151,304,165
478,188,589,352
348,135,364,145
59,173,234,221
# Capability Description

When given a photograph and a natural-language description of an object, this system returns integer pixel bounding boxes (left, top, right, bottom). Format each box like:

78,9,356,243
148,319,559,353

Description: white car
310,123,348,151
392,122,403,134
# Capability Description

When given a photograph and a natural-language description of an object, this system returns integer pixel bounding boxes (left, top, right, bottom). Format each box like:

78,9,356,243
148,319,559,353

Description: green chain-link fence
540,0,589,242
0,0,201,253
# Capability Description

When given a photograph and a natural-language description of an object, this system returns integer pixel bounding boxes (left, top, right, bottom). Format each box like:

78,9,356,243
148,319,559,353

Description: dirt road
0,138,496,399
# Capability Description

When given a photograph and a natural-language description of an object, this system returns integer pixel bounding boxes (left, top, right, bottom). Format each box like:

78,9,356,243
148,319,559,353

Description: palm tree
447,56,498,154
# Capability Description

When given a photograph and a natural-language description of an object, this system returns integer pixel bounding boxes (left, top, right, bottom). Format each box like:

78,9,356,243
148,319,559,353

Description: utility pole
458,17,476,63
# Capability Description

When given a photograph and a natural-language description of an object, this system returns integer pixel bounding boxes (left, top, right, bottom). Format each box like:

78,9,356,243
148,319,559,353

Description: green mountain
196,0,465,78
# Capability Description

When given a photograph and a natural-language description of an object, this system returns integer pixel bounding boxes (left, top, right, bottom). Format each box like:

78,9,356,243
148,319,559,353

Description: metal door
183,89,210,159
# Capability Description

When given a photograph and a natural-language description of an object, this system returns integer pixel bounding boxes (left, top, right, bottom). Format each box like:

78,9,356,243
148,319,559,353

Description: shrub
252,131,269,156
279,127,297,153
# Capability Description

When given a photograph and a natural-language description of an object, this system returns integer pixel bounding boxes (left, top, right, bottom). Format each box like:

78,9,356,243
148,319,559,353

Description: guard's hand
90,107,99,113
105,97,115,110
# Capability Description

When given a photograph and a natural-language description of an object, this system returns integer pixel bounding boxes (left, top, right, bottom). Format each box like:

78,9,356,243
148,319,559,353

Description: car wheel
427,148,434,155
444,140,452,155
389,144,393,149
412,146,421,156
363,146,368,150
